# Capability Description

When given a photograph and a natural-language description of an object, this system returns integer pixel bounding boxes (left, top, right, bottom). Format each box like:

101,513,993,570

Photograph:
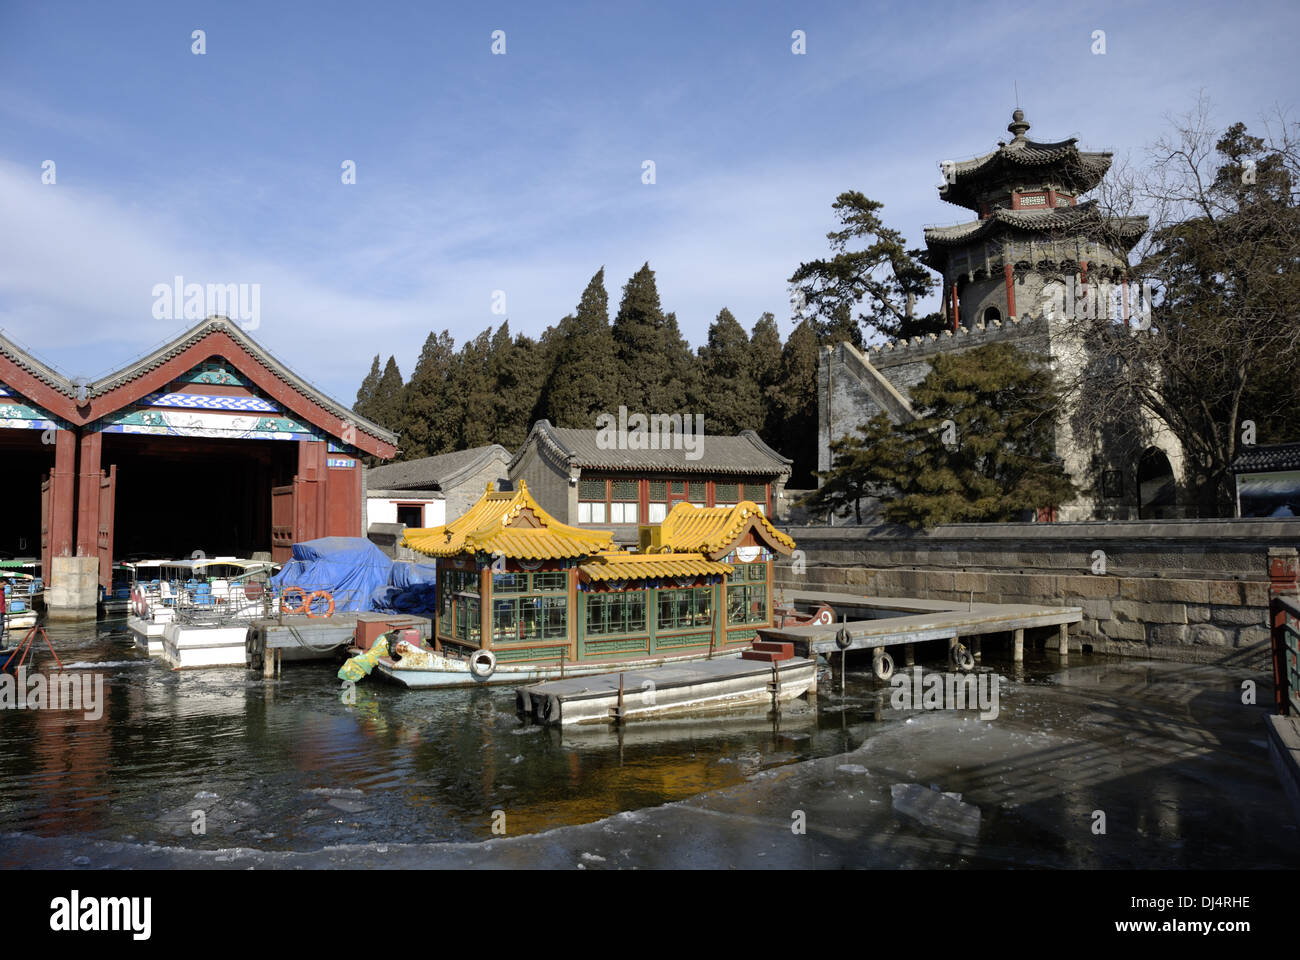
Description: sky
1,0,1296,406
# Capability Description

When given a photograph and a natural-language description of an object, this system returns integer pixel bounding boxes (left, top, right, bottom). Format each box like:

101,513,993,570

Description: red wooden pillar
950,283,960,331
1268,547,1298,713
1004,263,1016,320
76,430,102,557
1080,259,1088,288
48,429,77,575
1122,277,1131,328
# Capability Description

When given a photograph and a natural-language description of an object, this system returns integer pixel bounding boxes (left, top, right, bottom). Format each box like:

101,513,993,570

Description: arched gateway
0,317,396,619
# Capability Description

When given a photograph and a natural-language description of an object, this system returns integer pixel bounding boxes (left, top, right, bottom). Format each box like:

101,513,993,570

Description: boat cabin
401,480,796,667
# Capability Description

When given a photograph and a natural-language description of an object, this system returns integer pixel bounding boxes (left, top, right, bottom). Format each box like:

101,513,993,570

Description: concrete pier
44,556,99,621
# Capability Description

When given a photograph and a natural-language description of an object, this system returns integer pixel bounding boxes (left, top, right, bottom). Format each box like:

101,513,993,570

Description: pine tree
803,413,908,523
611,263,667,412
489,323,545,450
843,343,1075,527
539,268,619,427
700,308,762,435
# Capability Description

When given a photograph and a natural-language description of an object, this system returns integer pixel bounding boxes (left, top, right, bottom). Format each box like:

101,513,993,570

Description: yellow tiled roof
401,481,614,560
654,500,796,558
579,551,732,582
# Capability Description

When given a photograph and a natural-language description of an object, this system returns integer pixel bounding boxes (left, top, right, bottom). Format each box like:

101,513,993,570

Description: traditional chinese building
923,109,1148,329
818,109,1188,520
508,419,793,543
398,481,795,679
0,316,395,617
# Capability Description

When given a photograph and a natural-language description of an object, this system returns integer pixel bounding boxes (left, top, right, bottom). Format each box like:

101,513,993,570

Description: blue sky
1,0,1296,405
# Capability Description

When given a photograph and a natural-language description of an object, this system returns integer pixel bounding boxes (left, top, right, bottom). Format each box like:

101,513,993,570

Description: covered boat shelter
0,316,397,619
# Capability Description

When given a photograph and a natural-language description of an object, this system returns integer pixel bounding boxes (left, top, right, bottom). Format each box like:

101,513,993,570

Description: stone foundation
46,556,100,622
774,520,1293,667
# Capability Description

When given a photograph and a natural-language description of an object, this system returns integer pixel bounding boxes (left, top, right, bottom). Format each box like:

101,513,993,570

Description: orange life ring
305,590,335,619
282,586,308,615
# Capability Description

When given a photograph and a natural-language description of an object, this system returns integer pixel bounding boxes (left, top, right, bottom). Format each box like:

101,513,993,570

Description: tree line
353,264,825,485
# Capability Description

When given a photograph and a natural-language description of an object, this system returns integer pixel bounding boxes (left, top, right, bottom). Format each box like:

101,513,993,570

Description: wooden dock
761,591,1082,678
248,613,431,676
516,656,816,726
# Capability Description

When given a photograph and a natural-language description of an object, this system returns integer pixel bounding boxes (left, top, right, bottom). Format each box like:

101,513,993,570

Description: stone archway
1137,447,1177,519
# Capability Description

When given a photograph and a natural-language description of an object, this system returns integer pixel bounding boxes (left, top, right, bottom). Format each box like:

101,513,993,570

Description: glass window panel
493,572,525,594
749,562,767,581
578,502,592,523
532,571,567,592
648,502,667,523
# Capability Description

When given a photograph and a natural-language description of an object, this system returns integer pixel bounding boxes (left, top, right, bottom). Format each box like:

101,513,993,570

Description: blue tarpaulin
271,538,395,613
370,560,439,616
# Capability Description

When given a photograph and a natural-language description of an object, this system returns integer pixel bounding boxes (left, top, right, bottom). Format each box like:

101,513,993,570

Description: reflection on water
0,619,880,852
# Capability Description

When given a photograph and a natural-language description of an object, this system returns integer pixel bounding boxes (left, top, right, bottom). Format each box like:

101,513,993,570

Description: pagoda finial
1007,108,1030,141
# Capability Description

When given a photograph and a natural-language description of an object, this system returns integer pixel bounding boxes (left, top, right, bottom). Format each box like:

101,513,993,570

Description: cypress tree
749,312,784,441
540,268,619,427
768,319,820,486
370,356,405,433
700,308,762,435
400,330,456,458
354,355,381,422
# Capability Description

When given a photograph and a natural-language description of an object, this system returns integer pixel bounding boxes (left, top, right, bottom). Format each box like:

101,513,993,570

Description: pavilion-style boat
376,481,797,688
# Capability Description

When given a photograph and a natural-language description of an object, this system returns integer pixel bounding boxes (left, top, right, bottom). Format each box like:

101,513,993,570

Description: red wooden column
950,282,960,331
76,430,102,557
294,440,328,543
1004,263,1016,320
48,429,78,577
1268,547,1298,714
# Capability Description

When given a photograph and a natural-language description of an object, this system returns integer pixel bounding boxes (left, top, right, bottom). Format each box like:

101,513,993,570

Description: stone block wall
773,520,1295,665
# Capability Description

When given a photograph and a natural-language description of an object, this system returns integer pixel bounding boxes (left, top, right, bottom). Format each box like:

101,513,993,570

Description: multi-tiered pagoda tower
922,109,1147,329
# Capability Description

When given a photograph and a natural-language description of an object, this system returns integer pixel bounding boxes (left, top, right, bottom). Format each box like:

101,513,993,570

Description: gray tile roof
512,420,791,476
368,444,511,490
940,136,1113,211
1232,442,1300,474
924,202,1148,247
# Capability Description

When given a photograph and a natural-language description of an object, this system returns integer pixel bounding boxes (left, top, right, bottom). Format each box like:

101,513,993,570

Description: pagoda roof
401,480,615,560
579,551,732,582
940,111,1113,211
922,202,1148,266
650,501,796,560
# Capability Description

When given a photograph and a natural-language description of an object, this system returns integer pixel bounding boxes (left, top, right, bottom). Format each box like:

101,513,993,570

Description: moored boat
372,480,799,689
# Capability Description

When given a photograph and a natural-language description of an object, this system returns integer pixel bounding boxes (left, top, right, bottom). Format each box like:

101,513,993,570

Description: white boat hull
162,623,250,669
128,613,171,656
373,643,751,690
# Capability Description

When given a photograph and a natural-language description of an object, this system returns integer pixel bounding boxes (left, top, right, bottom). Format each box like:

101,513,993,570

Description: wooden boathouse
400,480,797,669
0,316,396,618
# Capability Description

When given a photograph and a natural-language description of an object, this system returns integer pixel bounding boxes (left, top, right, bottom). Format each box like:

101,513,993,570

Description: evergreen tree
490,323,545,450
400,331,455,458
699,308,762,435
354,355,381,423
767,319,821,486
611,262,668,412
803,413,908,523
657,310,699,415
790,191,943,343
749,312,784,441
369,356,405,433
540,268,619,426
818,343,1075,527
452,329,497,449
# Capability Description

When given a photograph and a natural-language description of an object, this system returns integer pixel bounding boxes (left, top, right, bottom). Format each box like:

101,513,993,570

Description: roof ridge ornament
1007,108,1030,141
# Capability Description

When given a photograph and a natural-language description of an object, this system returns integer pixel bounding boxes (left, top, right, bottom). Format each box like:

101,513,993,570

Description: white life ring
468,649,497,680
131,586,148,618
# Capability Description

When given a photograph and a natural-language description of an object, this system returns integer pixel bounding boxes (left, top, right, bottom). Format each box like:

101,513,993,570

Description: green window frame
656,587,713,631
586,590,648,637
531,571,568,592
727,584,767,625
454,595,481,642
492,595,568,643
